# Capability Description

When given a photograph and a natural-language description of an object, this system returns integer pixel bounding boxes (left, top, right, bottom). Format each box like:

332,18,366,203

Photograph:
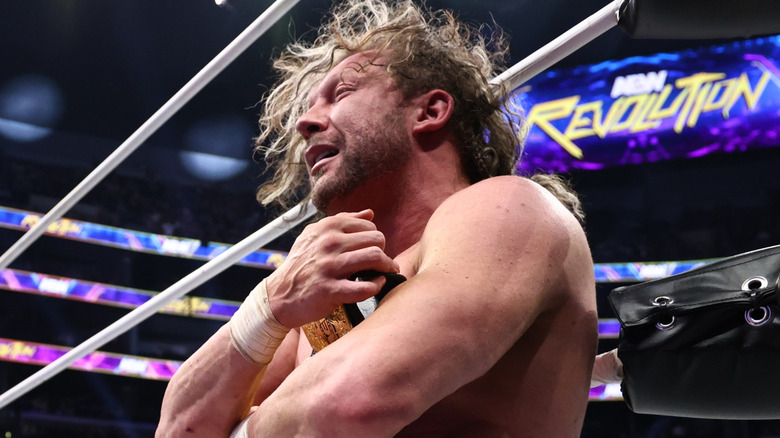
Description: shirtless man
157,1,598,436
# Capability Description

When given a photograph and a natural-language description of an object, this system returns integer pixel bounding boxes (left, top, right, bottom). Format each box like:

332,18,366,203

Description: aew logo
610,70,668,98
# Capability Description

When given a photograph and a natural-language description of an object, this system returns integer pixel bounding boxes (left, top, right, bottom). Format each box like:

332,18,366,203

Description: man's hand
591,348,624,387
266,209,400,328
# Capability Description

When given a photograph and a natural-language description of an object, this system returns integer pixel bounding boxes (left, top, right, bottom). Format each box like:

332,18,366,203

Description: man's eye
334,87,351,100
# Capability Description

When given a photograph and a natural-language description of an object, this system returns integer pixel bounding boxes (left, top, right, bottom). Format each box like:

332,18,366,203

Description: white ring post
0,200,315,409
490,0,623,91
0,0,301,272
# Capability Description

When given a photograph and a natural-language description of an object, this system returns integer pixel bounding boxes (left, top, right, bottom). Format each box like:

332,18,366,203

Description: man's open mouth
314,149,338,165
307,144,340,174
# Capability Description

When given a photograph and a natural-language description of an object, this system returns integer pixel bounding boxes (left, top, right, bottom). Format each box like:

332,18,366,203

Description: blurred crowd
3,153,779,263
1,157,276,248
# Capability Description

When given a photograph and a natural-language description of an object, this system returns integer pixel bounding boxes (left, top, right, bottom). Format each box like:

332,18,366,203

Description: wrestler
156,1,598,436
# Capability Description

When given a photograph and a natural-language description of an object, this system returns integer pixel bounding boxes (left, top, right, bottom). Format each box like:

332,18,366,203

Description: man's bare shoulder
423,175,583,247
416,174,593,301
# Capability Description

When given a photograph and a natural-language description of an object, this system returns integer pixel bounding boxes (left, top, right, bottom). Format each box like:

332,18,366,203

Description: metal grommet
745,306,772,326
741,276,768,291
655,316,676,331
652,296,673,306
653,296,675,330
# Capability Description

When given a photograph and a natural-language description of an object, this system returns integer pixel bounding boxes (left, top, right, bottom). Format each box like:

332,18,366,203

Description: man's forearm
157,325,267,437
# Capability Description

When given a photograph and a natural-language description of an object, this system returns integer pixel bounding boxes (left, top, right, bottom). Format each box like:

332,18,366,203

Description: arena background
1,0,780,436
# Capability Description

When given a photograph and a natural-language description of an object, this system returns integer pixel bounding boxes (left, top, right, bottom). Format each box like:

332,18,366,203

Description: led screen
513,35,780,173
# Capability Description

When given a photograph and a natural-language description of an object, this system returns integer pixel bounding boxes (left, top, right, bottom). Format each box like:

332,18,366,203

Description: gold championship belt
302,272,406,353
302,305,354,352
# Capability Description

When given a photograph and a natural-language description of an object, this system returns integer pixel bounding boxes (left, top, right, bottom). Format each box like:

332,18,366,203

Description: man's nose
296,104,328,138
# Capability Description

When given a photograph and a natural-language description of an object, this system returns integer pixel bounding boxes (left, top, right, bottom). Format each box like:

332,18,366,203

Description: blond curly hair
254,0,525,209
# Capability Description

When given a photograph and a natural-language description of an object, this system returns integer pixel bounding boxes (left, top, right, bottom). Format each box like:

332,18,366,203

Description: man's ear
411,89,454,135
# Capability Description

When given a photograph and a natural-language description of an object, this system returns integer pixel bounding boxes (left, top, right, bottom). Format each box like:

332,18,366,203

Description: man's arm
157,209,398,437
241,176,592,436
156,324,299,437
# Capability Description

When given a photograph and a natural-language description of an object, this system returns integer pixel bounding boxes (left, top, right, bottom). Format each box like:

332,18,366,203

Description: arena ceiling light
0,75,64,143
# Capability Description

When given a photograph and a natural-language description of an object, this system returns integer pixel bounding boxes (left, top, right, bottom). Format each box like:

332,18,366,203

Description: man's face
297,52,413,212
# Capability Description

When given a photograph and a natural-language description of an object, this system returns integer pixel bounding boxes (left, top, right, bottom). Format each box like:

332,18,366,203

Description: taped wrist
229,279,290,366
230,414,251,438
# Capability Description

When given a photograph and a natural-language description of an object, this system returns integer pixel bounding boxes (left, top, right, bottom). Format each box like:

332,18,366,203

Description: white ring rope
490,0,623,91
0,0,302,273
0,200,315,410
0,0,624,409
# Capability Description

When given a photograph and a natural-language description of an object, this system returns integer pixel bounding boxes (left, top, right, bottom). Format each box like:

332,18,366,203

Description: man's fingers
333,246,400,276
315,211,377,234
336,275,388,304
340,230,387,251
346,209,374,221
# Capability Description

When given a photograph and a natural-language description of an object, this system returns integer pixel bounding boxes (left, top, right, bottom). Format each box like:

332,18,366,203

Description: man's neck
326,149,470,258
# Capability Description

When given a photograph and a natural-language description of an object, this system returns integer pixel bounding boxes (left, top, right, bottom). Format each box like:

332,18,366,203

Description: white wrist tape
229,279,290,366
590,349,624,388
229,414,251,438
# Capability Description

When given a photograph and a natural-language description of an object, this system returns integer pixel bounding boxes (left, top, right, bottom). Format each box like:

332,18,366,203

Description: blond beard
310,122,410,212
